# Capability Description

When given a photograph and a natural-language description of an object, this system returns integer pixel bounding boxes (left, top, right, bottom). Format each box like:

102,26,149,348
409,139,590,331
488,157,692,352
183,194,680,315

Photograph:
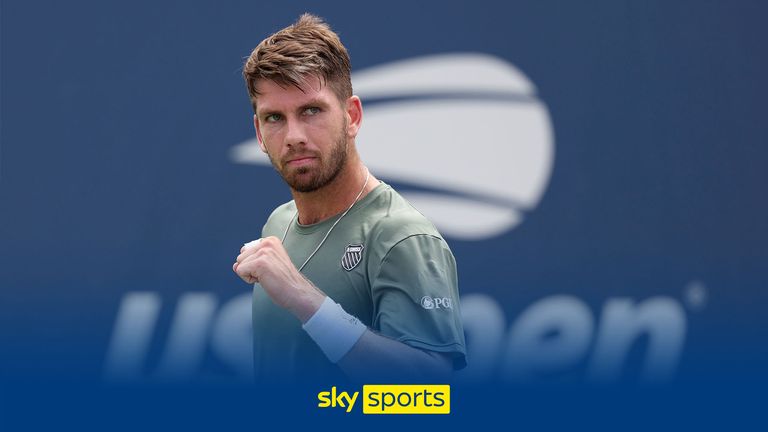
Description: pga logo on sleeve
421,296,453,310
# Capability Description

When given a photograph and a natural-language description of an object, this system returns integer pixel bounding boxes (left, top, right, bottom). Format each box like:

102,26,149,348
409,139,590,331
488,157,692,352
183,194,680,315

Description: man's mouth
285,156,317,167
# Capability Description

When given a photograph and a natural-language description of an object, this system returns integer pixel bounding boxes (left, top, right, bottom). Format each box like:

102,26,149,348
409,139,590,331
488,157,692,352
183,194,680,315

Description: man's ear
346,96,363,138
253,114,267,153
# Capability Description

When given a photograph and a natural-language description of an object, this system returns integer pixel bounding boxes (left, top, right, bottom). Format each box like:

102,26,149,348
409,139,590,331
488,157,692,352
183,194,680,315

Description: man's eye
303,107,320,116
265,114,282,123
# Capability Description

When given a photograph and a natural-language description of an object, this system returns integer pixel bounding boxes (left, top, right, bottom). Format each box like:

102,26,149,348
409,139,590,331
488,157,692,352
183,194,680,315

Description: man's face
254,77,350,193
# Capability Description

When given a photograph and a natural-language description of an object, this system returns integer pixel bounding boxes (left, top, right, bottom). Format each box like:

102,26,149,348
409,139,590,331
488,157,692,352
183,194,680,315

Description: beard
268,123,348,193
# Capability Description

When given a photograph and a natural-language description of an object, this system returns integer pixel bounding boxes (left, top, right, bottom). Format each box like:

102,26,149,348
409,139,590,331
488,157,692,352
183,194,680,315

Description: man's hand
233,236,325,322
234,238,454,381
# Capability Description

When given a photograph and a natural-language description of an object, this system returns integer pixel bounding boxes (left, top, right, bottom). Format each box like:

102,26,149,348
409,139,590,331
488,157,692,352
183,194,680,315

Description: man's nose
284,117,307,147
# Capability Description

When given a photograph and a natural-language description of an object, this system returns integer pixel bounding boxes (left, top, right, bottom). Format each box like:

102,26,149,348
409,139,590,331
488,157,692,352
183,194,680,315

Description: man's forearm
337,329,453,382
273,278,452,381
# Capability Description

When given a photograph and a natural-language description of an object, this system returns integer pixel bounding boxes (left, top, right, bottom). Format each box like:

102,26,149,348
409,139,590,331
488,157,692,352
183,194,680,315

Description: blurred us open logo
230,53,555,240
104,55,690,385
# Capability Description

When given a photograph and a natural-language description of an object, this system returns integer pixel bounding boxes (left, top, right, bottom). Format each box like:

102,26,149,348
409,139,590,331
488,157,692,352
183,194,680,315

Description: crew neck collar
291,181,388,235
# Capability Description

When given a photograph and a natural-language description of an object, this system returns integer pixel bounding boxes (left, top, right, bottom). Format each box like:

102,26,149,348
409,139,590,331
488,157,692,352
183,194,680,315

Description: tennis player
233,13,466,382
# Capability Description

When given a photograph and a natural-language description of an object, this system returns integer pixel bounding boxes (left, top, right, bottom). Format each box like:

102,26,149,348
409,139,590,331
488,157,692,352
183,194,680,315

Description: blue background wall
2,0,767,428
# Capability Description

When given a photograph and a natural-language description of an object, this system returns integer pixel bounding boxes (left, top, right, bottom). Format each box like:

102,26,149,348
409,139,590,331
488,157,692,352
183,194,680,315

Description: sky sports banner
1,0,767,428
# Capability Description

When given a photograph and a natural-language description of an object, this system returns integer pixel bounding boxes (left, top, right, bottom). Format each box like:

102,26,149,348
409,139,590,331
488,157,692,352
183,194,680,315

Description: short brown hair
243,13,352,112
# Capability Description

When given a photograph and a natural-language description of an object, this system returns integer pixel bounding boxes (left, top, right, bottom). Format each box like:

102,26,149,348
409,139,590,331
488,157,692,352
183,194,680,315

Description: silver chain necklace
282,168,371,272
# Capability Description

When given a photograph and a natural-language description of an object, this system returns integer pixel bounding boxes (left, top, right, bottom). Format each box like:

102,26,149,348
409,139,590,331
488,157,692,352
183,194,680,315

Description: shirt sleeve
370,234,467,370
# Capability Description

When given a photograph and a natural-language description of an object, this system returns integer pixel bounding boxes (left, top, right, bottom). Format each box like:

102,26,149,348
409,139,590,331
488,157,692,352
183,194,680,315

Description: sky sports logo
317,385,450,414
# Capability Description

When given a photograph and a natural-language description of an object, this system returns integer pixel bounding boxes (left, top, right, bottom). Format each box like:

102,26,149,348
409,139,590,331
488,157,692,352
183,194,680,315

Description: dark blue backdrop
2,0,767,429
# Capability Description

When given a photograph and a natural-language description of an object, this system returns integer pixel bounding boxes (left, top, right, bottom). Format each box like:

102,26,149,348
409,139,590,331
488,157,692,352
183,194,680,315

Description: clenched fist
233,236,325,323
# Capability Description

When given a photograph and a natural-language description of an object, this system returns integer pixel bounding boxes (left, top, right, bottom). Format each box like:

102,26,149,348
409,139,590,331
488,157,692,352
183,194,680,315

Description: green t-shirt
252,182,466,381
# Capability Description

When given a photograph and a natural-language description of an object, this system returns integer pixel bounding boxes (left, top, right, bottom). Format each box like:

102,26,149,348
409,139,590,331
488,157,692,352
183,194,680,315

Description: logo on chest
341,244,364,271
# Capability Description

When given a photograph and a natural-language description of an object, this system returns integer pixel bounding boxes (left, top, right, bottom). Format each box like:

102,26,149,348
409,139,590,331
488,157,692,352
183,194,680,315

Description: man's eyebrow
299,98,331,108
256,106,281,117
257,98,332,117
